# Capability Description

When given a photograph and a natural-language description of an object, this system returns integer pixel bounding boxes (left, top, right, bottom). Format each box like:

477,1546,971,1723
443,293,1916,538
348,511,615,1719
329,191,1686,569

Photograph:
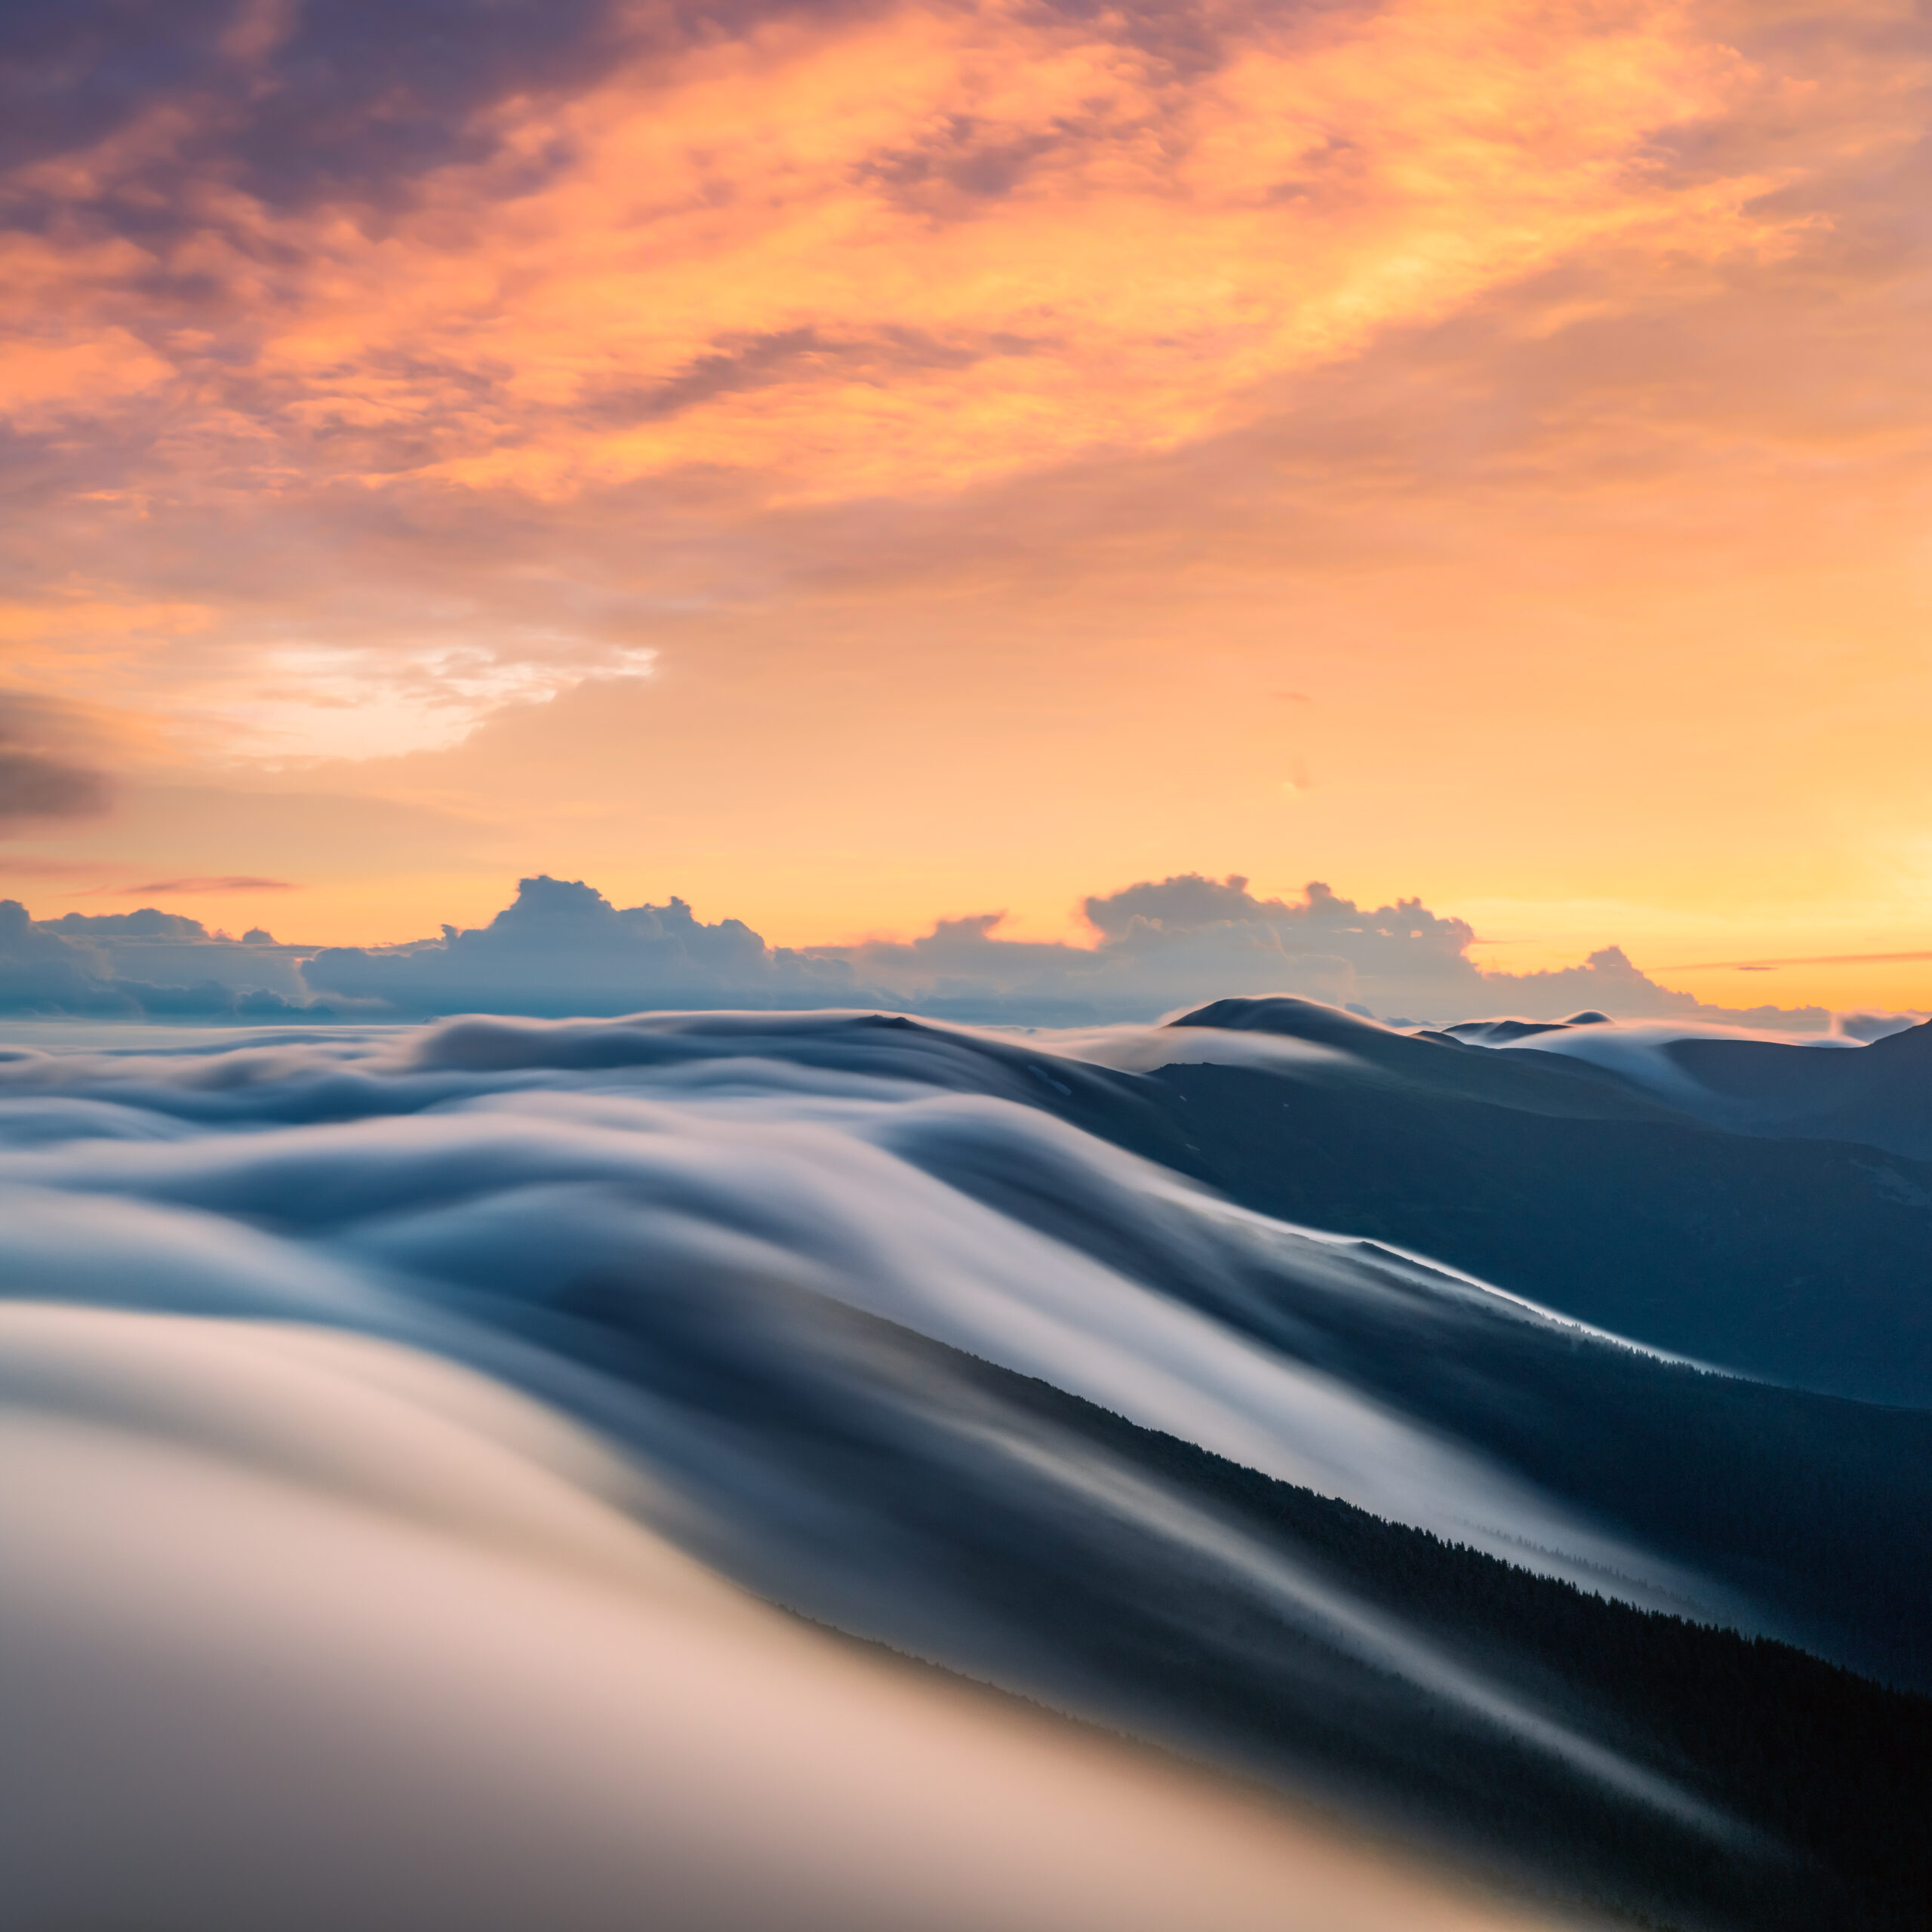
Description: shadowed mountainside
1070,998,1932,1404
504,1279,1932,1932
1653,1023,1932,1158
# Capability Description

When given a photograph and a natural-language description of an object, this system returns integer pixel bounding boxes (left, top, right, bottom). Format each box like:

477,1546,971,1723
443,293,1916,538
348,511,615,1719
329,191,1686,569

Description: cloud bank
303,875,866,1016
303,870,1831,1029
0,869,1835,1028
0,900,310,1016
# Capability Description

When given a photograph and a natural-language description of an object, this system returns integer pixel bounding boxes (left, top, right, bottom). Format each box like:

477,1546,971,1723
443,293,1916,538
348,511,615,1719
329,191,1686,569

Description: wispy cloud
1660,949,1932,972
0,0,1839,740
0,693,115,827
111,874,297,894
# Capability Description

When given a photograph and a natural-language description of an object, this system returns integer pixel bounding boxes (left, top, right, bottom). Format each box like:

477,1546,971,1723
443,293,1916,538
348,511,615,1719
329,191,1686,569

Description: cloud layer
0,867,1836,1026
304,874,863,1014
3,1009,1929,1925
0,897,309,1016
300,869,1831,1026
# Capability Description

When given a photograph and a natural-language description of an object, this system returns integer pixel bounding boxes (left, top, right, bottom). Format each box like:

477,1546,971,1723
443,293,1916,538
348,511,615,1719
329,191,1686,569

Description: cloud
6,1296,1503,1932
0,0,638,218
0,897,311,1014
1835,1010,1930,1044
286,869,1827,1029
0,749,106,825
837,874,1829,1029
832,878,1433,1020
113,875,297,894
0,695,112,829
1469,945,1828,1031
4,1016,1812,1929
0,0,1922,977
0,0,1814,543
0,866,1839,1026
300,873,867,1017
43,908,211,940
0,898,122,1011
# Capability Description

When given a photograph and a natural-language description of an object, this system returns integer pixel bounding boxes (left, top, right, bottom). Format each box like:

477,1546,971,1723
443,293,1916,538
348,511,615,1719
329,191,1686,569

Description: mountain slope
1060,998,1932,1404
495,1278,1932,1932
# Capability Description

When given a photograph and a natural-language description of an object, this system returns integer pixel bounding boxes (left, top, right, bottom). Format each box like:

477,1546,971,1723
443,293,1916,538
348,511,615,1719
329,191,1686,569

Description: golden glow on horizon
1,0,1930,1009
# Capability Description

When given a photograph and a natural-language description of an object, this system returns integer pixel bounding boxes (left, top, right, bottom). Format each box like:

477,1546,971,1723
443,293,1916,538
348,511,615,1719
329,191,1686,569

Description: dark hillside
1136,1053,1932,1402
489,1274,1932,1932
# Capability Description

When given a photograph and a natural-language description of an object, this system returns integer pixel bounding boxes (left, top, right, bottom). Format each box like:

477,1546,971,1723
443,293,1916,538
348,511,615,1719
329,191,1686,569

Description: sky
2,0,1930,1017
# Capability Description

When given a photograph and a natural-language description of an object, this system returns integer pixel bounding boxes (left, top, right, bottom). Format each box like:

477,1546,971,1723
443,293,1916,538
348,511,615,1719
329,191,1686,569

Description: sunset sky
3,0,1930,1014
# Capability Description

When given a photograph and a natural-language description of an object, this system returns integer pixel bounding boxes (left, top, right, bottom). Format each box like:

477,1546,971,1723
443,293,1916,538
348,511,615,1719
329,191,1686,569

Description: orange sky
2,0,1930,1013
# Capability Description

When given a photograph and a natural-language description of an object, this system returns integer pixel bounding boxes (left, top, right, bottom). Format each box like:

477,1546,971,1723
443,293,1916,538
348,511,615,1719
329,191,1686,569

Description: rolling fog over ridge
3,995,1930,1930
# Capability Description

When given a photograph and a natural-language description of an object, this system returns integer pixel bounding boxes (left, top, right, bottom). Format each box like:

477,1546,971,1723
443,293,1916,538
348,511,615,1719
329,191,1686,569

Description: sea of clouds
9,1008,1712,1930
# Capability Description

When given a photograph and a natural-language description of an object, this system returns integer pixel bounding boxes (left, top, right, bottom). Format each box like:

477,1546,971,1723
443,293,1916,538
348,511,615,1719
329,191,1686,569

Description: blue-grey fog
3,1001,1931,1930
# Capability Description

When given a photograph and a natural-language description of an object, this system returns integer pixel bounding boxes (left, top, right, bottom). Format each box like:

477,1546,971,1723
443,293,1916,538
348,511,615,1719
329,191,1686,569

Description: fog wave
7,1302,1582,1932
0,1010,1813,1927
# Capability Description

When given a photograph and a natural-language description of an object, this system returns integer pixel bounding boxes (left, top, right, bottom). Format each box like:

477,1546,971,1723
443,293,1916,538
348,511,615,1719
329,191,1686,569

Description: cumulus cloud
839,874,1827,1030
301,875,866,1017
0,899,311,1015
0,900,122,1012
0,869,1839,1027
42,909,211,940
1469,946,1831,1032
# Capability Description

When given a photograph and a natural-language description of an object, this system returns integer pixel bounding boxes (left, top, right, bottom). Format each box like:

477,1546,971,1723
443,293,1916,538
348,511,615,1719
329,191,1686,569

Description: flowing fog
5,1304,1583,1932
0,1010,1786,1929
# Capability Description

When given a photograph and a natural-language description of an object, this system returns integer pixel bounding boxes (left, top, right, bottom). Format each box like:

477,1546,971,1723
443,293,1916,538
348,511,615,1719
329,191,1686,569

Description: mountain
1074,998,1932,1404
1573,1019,1932,1159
